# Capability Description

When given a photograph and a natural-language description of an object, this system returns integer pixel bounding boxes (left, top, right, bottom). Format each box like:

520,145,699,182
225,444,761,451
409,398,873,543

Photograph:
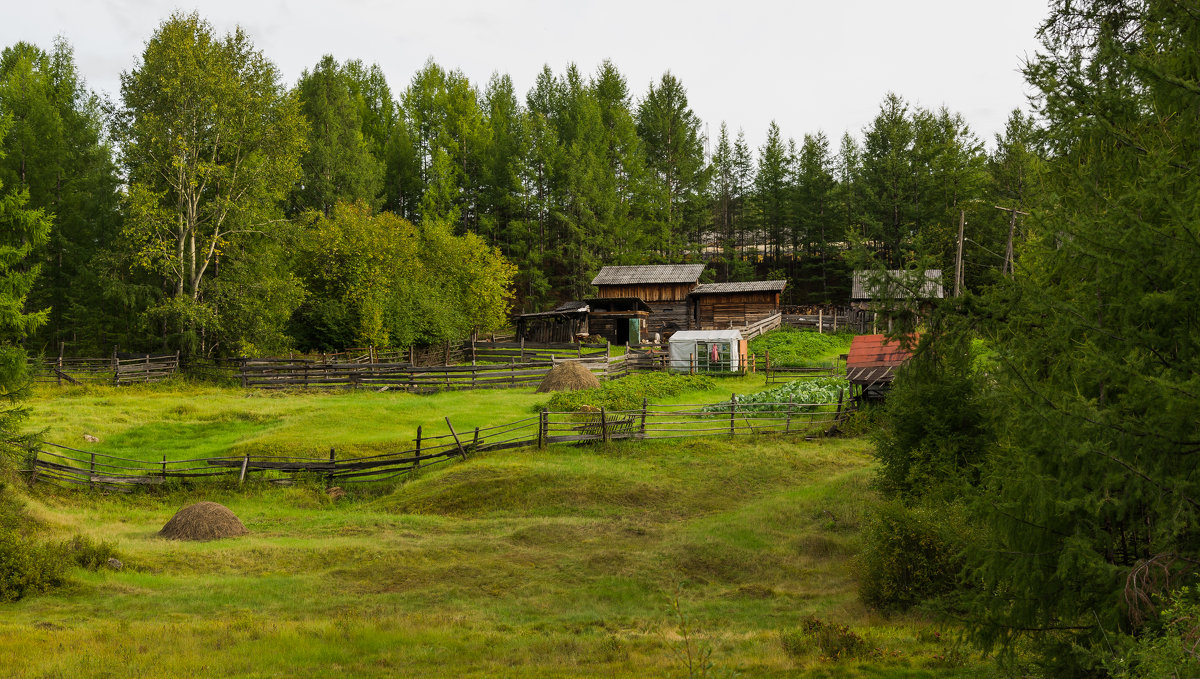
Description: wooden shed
850,270,944,310
690,280,786,329
585,297,651,345
515,301,590,343
591,265,704,336
845,334,916,400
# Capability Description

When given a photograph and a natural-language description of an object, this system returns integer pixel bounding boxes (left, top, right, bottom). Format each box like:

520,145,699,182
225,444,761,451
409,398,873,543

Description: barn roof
845,334,916,386
691,280,787,295
592,264,706,286
851,270,944,300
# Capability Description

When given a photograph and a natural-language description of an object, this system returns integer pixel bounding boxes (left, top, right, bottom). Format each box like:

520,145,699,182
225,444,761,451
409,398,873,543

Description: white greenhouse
667,329,746,373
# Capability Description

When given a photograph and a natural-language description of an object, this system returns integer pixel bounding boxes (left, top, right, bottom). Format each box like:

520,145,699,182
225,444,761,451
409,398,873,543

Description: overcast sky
5,0,1050,152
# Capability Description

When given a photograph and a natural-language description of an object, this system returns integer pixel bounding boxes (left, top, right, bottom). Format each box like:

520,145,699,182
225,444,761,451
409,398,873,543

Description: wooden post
689,352,695,375
766,349,770,375
472,427,480,454
444,340,451,366
414,426,422,469
161,455,166,481
112,346,118,386
785,399,793,433
471,337,477,366
520,336,525,362
750,353,755,375
600,407,609,444
409,346,415,365
730,394,737,436
238,455,249,485
328,447,335,485
57,342,64,386
89,452,95,488
538,410,546,449
640,397,648,438
818,308,823,334
446,418,467,460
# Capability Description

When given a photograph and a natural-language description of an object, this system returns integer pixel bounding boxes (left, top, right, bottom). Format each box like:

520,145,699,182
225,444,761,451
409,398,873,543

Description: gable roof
851,270,944,300
592,264,705,286
691,280,787,295
845,334,916,386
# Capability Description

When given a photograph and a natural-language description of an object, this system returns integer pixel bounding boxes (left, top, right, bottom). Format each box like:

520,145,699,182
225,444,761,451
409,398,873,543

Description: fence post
730,394,737,436
239,455,249,485
112,346,118,386
600,407,609,444
818,308,823,334
89,452,96,488
785,399,793,434
689,352,695,375
472,427,480,454
750,353,755,375
446,417,468,460
415,426,422,469
538,409,546,449
161,455,166,482
57,342,64,386
520,336,525,362
328,447,335,486
444,340,451,366
766,349,771,376
640,397,648,438
471,336,477,367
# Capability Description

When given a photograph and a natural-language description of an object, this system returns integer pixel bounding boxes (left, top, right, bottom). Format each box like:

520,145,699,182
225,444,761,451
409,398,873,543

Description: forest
0,11,1036,357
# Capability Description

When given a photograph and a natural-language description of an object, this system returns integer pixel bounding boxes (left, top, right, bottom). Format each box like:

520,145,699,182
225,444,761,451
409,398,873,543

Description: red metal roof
846,334,916,369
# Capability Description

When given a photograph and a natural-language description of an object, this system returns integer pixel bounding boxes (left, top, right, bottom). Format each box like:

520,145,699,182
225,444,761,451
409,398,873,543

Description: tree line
0,11,1041,358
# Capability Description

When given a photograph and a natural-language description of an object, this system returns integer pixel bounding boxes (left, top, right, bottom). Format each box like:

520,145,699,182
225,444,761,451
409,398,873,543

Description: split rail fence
33,351,180,386
27,394,850,491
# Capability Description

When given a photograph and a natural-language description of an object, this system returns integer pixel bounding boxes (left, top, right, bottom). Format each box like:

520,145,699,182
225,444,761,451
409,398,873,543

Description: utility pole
954,210,966,297
994,205,1030,276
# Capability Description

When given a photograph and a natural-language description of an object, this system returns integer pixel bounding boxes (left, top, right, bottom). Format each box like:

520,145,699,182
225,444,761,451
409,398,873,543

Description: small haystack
536,360,601,393
159,501,249,541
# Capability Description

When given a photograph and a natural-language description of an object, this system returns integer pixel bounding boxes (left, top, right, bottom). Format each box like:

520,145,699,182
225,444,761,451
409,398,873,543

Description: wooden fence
782,308,875,334
32,351,179,386
739,312,783,340
235,356,613,391
26,394,849,491
469,339,609,364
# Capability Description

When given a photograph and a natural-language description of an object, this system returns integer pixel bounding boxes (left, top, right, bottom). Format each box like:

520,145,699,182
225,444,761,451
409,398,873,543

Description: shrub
857,500,962,611
0,529,67,602
539,373,714,412
780,616,876,662
62,534,120,570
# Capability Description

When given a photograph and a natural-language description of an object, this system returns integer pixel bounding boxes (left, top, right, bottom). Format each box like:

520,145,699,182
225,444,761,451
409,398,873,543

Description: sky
4,0,1051,152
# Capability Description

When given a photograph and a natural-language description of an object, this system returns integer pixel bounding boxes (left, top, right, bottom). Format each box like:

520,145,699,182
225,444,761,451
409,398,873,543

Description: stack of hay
159,501,249,541
536,360,601,393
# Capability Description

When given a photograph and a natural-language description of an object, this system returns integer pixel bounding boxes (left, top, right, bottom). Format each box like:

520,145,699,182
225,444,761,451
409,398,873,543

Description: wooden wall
589,311,649,344
516,315,586,344
695,292,780,329
595,283,696,302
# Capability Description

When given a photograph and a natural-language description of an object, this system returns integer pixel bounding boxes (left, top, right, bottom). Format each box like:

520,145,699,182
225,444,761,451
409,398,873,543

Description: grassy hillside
1,432,986,677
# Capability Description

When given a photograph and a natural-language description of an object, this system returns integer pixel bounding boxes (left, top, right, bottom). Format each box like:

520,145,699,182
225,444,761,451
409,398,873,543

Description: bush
0,529,67,602
780,616,876,662
539,373,714,412
857,500,962,611
62,534,120,570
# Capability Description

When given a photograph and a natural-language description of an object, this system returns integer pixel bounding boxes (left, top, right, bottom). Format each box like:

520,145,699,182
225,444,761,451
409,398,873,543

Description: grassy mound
750,328,853,366
539,372,714,412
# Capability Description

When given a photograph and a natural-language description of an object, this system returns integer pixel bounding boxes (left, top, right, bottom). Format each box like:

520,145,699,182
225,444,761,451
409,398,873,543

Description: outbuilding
690,280,786,329
668,329,746,373
845,333,916,400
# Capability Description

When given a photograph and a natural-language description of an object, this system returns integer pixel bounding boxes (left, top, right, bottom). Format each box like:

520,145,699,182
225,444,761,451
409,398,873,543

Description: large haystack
159,501,249,541
536,360,601,393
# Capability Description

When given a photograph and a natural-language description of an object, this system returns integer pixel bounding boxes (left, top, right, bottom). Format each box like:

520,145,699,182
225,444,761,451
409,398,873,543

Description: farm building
845,333,916,400
850,270,944,310
514,301,590,344
592,265,704,337
585,297,651,344
668,329,746,373
690,280,787,329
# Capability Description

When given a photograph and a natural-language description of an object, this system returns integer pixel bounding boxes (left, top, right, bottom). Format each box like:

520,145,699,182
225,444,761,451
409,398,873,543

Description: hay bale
536,360,601,393
159,501,249,541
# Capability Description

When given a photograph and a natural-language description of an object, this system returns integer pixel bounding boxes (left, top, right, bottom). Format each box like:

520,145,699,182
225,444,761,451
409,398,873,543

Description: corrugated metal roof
592,264,706,286
846,334,916,374
851,270,944,300
691,280,787,295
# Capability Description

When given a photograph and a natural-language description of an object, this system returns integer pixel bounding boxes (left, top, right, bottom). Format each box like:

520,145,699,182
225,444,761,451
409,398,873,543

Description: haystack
159,501,249,541
536,360,601,393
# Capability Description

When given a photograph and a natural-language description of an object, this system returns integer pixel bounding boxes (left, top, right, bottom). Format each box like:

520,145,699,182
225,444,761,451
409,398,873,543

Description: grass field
28,374,771,464
2,433,986,678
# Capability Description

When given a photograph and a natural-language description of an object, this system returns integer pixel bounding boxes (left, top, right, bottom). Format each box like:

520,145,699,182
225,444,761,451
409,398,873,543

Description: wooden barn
850,270,944,310
690,280,786,329
845,334,916,400
591,265,705,337
514,301,590,343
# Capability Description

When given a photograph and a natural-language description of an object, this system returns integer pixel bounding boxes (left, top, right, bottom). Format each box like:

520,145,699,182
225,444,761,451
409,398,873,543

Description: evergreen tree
859,93,915,267
0,40,124,353
753,121,791,261
292,55,384,216
636,72,707,259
